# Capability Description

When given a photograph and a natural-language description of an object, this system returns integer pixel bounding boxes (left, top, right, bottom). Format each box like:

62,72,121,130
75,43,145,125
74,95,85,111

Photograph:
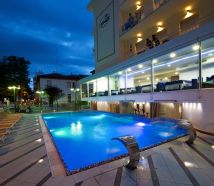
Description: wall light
157,22,164,32
136,1,141,10
185,6,193,19
127,68,132,72
137,38,143,43
137,33,143,43
137,33,142,37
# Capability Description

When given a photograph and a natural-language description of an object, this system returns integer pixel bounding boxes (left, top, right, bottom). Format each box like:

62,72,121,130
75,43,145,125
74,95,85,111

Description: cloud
0,0,94,77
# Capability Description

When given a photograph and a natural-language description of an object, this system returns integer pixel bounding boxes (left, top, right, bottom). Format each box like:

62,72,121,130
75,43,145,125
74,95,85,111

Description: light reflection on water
43,111,188,172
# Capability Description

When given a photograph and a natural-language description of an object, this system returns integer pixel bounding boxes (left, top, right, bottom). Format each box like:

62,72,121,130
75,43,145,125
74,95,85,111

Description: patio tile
136,178,153,186
73,167,101,183
81,178,99,186
95,169,117,186
189,168,214,186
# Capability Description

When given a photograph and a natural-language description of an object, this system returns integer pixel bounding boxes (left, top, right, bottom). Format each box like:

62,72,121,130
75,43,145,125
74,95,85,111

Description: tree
0,56,31,100
44,86,63,107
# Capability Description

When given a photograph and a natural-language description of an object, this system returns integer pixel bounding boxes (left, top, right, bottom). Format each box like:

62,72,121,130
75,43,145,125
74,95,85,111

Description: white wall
40,78,80,103
179,69,198,81
97,77,108,92
182,101,214,132
97,101,110,111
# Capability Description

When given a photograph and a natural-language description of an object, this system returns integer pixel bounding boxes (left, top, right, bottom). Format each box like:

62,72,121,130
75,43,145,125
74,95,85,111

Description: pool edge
39,115,67,177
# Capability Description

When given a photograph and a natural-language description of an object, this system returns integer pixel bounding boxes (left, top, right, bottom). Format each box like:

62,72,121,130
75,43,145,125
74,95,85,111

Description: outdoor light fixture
157,22,164,32
70,88,80,111
38,159,44,163
36,90,44,94
35,138,42,142
8,85,20,111
127,68,132,72
8,86,20,90
185,6,193,19
36,90,44,113
70,88,80,92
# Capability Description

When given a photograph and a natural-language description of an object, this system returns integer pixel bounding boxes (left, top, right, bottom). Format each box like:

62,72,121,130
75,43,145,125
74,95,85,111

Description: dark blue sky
0,0,94,77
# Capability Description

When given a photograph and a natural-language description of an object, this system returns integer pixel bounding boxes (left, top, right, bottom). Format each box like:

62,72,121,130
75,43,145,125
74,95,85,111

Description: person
146,112,149,118
152,34,160,47
128,13,135,28
136,104,140,114
146,38,153,49
142,104,146,116
134,12,141,25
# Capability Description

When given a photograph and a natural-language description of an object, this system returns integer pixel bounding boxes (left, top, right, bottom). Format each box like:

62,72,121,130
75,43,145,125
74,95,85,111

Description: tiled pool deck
0,114,214,186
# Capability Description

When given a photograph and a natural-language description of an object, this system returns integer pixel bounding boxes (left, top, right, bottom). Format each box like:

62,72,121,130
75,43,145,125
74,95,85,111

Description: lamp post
70,88,80,111
8,85,20,112
36,90,44,112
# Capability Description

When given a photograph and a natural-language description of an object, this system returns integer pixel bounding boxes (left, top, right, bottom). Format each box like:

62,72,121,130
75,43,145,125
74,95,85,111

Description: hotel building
79,0,214,133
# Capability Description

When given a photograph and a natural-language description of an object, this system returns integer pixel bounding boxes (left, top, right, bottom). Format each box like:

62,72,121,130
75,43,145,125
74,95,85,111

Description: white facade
81,0,214,133
35,74,83,104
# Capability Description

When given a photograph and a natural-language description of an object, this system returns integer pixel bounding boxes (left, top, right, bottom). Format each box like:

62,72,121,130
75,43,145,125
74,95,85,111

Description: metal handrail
112,135,140,169
176,120,197,144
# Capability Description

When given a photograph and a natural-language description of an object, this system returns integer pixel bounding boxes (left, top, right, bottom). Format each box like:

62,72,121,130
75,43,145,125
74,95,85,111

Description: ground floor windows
201,37,214,88
81,36,214,98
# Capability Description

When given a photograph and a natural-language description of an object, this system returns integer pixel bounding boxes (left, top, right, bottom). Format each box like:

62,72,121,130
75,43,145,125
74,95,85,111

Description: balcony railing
120,0,170,36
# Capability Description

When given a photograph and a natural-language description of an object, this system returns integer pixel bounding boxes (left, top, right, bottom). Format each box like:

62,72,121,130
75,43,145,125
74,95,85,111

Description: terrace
0,114,214,186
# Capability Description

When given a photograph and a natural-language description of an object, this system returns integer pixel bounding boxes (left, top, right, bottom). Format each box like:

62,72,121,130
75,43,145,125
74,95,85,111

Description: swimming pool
42,111,188,174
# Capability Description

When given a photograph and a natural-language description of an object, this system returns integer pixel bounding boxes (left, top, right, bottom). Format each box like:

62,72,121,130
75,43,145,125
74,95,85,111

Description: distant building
34,73,87,104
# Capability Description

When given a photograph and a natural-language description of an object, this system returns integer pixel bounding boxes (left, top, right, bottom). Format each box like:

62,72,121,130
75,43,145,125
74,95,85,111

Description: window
109,71,126,95
96,77,108,96
126,61,152,93
201,37,214,88
67,82,71,88
81,83,88,98
47,80,52,87
89,80,97,97
67,94,71,103
72,82,76,88
153,43,199,92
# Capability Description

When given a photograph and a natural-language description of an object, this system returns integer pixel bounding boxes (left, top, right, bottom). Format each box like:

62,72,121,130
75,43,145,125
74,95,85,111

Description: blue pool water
42,111,188,173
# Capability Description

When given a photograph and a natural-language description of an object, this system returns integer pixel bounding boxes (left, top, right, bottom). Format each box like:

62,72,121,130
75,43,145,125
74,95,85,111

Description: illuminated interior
82,36,214,97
